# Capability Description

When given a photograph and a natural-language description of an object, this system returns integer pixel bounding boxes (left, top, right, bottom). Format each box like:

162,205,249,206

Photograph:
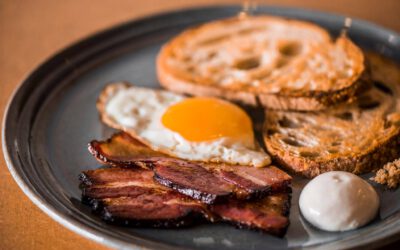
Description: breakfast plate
3,5,400,250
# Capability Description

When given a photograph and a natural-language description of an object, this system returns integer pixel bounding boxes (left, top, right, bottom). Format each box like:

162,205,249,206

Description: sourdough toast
263,53,400,178
157,16,366,111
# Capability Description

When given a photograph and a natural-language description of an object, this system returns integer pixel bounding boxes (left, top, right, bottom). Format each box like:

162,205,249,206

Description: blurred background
0,1,399,249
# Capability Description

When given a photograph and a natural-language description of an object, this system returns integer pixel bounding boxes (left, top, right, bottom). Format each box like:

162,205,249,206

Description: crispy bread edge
263,130,400,178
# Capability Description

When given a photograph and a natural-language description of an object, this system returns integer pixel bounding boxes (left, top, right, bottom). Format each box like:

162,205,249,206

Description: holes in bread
327,149,339,154
181,55,191,62
385,113,400,128
233,57,260,70
334,112,353,121
358,100,381,110
278,42,302,57
282,137,305,147
207,51,217,60
266,128,279,136
299,151,320,158
384,120,391,129
276,57,289,68
278,116,301,128
357,96,381,110
186,65,195,73
373,81,393,95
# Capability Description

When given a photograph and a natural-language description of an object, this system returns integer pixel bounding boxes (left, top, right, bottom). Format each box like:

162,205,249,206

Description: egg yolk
161,97,254,142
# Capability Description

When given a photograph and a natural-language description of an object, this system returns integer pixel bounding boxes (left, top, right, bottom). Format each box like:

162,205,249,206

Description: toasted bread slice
263,53,400,178
157,15,365,111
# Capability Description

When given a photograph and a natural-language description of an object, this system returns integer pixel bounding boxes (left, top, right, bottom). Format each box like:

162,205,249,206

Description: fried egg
102,84,271,167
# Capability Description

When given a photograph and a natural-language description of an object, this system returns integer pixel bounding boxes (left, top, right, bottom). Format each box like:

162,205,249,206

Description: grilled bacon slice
88,133,291,204
80,167,209,227
88,132,165,169
152,159,234,204
211,193,290,236
80,167,290,236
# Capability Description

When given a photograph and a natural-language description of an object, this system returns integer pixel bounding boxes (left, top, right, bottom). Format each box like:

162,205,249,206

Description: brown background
0,1,399,249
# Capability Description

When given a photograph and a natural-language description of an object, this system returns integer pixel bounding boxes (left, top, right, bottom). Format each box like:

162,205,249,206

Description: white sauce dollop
299,171,379,231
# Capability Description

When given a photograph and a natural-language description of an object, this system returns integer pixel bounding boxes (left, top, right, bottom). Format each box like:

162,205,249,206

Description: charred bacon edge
88,140,147,168
79,168,290,236
82,194,205,228
221,217,289,237
88,133,291,208
153,173,230,205
101,209,205,228
211,194,292,237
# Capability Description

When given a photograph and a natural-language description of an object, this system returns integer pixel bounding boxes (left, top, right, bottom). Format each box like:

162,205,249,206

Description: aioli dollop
299,171,379,231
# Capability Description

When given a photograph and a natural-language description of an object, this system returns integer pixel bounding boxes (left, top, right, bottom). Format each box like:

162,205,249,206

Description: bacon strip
211,194,290,236
88,133,291,204
80,167,290,236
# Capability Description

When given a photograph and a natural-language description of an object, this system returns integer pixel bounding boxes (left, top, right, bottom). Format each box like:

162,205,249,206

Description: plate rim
2,4,400,250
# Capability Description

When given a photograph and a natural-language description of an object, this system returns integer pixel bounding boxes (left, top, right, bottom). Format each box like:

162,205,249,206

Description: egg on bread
97,83,271,167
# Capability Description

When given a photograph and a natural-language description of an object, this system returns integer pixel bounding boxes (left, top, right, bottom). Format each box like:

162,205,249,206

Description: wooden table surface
1,1,399,249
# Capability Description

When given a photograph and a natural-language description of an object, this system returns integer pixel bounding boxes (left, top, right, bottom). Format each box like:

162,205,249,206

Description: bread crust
157,16,365,111
266,134,400,178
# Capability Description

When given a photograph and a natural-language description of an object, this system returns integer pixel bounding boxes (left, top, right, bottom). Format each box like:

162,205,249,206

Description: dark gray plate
3,5,400,250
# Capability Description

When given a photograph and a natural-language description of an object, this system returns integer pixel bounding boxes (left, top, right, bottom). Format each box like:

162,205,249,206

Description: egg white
104,86,271,167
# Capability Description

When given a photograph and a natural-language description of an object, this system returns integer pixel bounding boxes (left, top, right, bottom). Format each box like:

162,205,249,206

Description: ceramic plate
3,6,400,250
